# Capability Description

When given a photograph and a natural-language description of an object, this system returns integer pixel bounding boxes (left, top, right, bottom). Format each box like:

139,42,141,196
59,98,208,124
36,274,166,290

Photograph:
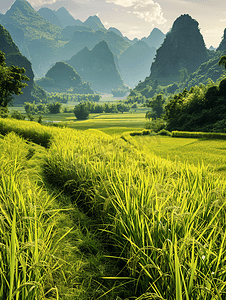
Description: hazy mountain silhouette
65,41,124,92
83,15,106,32
141,28,165,49
1,0,63,77
209,46,216,51
36,61,94,94
54,7,82,27
108,27,123,37
38,7,63,28
61,25,95,41
58,29,131,61
3,0,61,41
118,41,156,88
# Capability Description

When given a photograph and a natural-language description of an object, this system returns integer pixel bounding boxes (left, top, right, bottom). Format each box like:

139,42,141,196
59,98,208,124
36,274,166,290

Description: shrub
172,130,226,139
145,118,166,132
158,129,172,136
74,103,89,120
47,102,62,114
11,110,25,120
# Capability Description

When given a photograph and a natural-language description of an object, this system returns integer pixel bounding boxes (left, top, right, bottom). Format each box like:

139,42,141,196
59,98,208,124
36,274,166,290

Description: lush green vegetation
0,129,119,300
164,76,226,132
0,50,29,117
3,5,226,299
172,131,226,139
1,118,226,299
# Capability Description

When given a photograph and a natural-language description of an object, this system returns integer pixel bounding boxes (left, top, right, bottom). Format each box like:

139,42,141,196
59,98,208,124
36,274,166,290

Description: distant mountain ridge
141,28,165,50
38,7,83,28
1,0,175,89
38,7,63,28
83,15,106,31
1,0,133,78
3,0,62,41
65,41,124,92
118,41,156,88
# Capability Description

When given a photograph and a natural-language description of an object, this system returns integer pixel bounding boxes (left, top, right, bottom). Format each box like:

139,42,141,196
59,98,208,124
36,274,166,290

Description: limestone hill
3,0,62,41
1,0,63,77
38,7,63,28
36,61,94,94
65,41,124,92
59,29,131,61
54,7,82,28
149,14,209,85
83,16,106,32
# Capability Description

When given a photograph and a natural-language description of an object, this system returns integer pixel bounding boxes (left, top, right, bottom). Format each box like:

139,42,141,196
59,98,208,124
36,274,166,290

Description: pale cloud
133,2,166,24
106,0,137,7
106,0,166,24
28,0,57,6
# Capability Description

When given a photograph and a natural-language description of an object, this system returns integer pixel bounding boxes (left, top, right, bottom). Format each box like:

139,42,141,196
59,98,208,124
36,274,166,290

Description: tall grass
1,119,226,299
0,132,67,299
43,126,226,299
0,118,53,147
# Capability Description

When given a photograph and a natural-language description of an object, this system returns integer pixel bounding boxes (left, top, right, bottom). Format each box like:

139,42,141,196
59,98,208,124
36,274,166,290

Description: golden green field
1,116,226,300
134,135,226,177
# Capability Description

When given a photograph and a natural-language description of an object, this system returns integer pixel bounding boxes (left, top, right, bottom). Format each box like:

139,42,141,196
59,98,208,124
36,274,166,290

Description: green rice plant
45,127,226,298
4,118,226,299
104,161,226,299
0,133,69,299
0,118,54,147
43,125,225,298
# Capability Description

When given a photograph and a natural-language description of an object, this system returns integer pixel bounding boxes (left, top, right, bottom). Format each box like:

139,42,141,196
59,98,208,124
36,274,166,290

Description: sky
1,0,226,48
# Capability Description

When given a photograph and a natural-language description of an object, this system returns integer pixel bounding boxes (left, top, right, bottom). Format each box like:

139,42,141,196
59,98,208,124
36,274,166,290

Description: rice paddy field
1,117,226,299
134,135,226,178
9,105,150,135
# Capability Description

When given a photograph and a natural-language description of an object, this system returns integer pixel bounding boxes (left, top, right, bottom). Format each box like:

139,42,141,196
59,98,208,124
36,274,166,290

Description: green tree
218,55,226,69
48,102,62,114
179,67,188,82
11,110,25,120
145,111,155,121
74,103,89,120
0,51,29,108
147,94,165,118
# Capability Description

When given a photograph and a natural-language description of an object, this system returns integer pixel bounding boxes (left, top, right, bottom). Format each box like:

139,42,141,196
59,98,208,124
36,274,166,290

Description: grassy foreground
1,118,226,299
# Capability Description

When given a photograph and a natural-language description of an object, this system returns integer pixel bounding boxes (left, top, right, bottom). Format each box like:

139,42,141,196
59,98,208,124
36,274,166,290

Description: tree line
73,101,130,120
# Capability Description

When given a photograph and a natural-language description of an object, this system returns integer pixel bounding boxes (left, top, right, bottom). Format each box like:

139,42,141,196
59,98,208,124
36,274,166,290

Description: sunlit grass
0,132,61,299
134,135,226,177
2,118,226,299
